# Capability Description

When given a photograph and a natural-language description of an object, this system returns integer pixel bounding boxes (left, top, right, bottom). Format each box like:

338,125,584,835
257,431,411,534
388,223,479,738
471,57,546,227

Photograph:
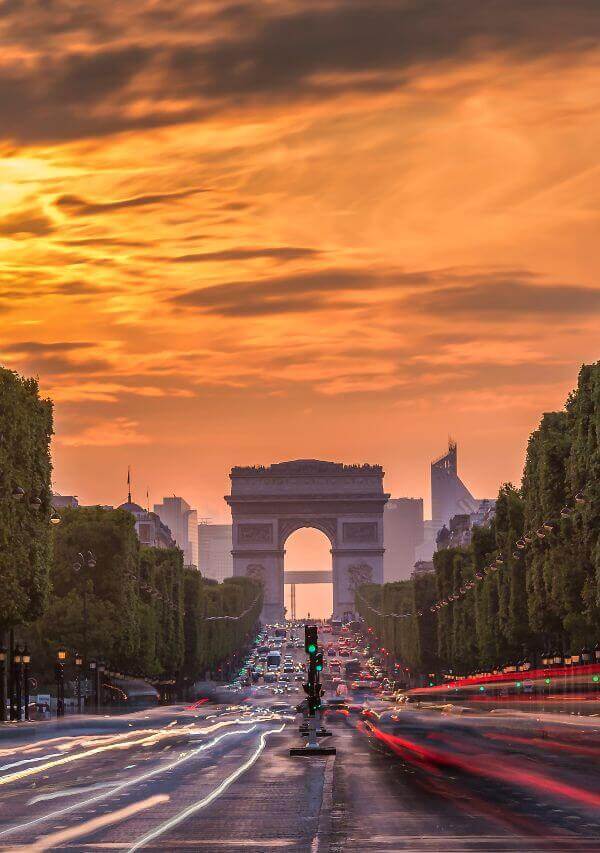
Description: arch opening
284,527,332,620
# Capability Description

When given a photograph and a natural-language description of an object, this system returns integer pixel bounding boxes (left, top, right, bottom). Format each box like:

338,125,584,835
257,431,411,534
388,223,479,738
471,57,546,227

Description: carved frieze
237,523,273,544
343,521,378,543
245,564,266,583
347,562,374,588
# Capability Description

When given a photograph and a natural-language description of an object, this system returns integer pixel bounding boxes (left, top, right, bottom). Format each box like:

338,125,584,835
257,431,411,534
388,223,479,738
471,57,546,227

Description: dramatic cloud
0,206,55,237
418,281,600,318
0,2,597,143
171,246,320,263
55,188,207,216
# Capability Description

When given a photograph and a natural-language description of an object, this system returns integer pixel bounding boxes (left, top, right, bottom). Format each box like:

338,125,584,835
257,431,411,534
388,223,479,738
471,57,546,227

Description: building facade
118,500,176,549
198,523,233,582
154,496,199,568
383,497,424,581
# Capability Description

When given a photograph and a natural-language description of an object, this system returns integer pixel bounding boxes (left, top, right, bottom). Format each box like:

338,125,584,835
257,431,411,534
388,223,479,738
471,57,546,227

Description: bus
330,618,343,635
266,651,281,670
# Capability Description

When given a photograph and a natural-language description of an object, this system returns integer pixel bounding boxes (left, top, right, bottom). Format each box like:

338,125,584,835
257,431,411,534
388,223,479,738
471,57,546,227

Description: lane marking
127,724,286,852
0,723,259,841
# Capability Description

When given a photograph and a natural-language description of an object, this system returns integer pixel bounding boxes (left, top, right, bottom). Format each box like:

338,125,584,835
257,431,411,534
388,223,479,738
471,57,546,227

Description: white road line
0,722,259,841
127,724,286,852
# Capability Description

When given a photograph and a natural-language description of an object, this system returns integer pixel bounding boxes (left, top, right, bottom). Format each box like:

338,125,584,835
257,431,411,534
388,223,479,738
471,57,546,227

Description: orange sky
1,1,599,535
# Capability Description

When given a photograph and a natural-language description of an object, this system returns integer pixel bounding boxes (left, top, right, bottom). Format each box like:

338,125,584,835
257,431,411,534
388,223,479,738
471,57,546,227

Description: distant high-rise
198,523,233,582
383,498,424,581
431,441,480,530
154,497,199,568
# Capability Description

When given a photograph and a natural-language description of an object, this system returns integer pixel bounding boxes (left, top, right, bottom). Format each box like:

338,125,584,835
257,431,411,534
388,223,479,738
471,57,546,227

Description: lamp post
74,652,83,714
97,661,106,710
89,659,97,713
56,647,67,717
22,646,31,721
73,551,96,664
0,647,6,723
13,646,23,722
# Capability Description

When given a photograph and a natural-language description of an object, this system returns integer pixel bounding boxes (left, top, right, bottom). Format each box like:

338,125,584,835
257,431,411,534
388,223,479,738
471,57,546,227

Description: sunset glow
1,1,598,519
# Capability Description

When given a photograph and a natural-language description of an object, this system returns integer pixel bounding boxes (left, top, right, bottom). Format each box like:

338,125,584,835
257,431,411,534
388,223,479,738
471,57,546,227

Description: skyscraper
431,441,480,529
383,498,424,581
198,523,233,582
154,497,199,568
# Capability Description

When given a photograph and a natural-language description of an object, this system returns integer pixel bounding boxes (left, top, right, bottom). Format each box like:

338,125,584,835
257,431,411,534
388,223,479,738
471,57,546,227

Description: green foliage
358,361,600,675
23,505,262,685
0,368,53,630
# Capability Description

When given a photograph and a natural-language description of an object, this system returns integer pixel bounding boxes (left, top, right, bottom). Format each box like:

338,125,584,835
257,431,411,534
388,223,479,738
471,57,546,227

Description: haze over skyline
0,1,598,523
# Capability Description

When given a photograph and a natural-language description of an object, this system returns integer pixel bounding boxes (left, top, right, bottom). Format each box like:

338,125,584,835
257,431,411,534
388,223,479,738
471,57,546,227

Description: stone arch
226,459,389,622
278,517,337,550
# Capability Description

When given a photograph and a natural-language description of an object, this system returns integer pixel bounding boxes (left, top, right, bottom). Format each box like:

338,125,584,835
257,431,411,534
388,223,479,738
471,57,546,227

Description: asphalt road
0,635,598,852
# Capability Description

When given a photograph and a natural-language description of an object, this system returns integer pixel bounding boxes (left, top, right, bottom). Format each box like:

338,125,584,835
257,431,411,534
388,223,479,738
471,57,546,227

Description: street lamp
0,647,6,723
74,652,83,714
56,647,67,717
88,659,97,712
97,662,106,710
13,646,23,721
74,551,96,664
22,646,31,721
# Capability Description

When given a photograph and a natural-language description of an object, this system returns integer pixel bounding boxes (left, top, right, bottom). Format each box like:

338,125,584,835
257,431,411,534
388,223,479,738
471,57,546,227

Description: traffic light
315,651,324,673
305,625,318,656
308,694,321,714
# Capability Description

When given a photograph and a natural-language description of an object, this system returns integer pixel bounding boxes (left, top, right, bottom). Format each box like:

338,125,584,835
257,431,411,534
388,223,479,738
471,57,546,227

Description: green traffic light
516,681,522,688
428,681,434,687
592,675,599,683
308,643,317,654
479,686,485,692
316,664,323,671
545,677,551,684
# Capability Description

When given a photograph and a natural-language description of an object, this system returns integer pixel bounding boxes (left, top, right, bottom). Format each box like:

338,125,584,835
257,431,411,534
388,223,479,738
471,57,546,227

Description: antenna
127,466,132,503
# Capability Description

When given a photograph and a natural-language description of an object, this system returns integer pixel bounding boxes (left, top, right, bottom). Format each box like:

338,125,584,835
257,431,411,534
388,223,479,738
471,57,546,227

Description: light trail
28,782,116,804
12,794,169,853
126,724,286,852
0,721,261,841
0,754,62,774
0,718,255,787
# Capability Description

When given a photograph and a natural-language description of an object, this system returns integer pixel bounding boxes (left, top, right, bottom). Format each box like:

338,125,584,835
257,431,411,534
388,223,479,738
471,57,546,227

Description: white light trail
0,721,260,841
127,724,285,852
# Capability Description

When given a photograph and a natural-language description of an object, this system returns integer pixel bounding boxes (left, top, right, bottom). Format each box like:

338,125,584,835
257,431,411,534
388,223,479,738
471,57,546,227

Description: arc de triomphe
226,460,389,622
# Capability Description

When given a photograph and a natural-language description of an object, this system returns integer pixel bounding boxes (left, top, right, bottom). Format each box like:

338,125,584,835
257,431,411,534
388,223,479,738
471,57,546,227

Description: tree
0,368,53,632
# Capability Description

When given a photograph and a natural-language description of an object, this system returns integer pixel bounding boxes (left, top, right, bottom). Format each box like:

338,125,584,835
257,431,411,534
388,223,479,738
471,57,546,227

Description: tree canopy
357,361,600,676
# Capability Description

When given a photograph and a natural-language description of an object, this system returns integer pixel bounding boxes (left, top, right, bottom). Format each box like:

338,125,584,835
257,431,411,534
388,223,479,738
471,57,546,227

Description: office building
383,498,424,581
198,523,233,582
154,497,199,568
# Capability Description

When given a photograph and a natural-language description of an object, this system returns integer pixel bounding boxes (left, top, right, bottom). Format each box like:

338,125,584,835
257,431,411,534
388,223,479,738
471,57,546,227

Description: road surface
0,637,598,851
